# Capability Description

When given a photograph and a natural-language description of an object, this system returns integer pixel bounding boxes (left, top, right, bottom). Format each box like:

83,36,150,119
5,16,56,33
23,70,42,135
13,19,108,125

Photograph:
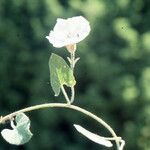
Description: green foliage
49,53,76,96
1,113,32,145
0,0,150,150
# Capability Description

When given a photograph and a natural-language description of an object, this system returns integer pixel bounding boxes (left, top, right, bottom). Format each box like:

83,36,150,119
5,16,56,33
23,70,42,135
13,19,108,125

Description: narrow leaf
1,113,33,145
49,53,76,96
74,124,113,147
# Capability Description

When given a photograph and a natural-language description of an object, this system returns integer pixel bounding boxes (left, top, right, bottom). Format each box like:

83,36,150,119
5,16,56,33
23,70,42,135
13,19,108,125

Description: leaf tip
73,124,113,148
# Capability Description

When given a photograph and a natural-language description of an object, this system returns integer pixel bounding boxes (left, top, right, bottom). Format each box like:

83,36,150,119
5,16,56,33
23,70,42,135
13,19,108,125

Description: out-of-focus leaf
1,113,33,145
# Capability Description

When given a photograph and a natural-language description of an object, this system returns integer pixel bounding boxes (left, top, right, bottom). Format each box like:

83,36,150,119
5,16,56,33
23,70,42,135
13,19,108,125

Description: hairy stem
70,51,75,70
0,103,120,149
70,52,75,103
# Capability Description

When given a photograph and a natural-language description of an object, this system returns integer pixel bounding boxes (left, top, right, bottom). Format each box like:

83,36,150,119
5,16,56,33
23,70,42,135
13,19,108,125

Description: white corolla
46,16,91,48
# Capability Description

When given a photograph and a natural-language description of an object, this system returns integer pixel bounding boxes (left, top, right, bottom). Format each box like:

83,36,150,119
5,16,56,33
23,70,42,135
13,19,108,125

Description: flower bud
66,44,76,53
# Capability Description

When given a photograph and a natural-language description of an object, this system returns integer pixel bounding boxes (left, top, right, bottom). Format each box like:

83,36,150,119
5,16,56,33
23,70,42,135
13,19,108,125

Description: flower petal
46,16,91,48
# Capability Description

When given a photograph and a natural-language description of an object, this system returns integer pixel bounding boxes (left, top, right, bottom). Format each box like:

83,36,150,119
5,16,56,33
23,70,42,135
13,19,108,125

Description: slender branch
70,52,75,69
60,51,75,103
60,86,70,104
70,86,75,103
70,52,75,103
0,103,120,149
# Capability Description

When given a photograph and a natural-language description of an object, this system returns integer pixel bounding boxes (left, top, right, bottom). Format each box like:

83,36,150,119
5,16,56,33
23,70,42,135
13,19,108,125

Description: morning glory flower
46,16,91,50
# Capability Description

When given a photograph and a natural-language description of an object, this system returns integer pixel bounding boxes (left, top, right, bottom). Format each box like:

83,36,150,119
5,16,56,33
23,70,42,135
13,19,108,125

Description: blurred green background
0,0,150,149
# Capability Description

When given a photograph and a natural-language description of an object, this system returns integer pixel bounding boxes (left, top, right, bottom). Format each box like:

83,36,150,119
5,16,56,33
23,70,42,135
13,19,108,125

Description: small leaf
67,57,71,63
74,124,113,147
1,113,33,145
49,53,76,96
74,57,80,64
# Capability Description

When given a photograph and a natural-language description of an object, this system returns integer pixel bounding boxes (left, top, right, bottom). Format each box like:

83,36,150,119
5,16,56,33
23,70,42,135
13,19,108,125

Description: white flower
74,124,113,147
46,16,91,48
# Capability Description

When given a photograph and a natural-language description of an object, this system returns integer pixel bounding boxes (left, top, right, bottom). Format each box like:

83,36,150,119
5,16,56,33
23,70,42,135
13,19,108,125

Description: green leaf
1,113,33,145
49,53,76,96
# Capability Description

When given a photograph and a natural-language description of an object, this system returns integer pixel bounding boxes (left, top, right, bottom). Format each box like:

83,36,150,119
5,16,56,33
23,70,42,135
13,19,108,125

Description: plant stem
70,86,75,103
0,103,120,149
60,51,76,103
70,52,75,103
60,86,70,104
70,52,75,70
